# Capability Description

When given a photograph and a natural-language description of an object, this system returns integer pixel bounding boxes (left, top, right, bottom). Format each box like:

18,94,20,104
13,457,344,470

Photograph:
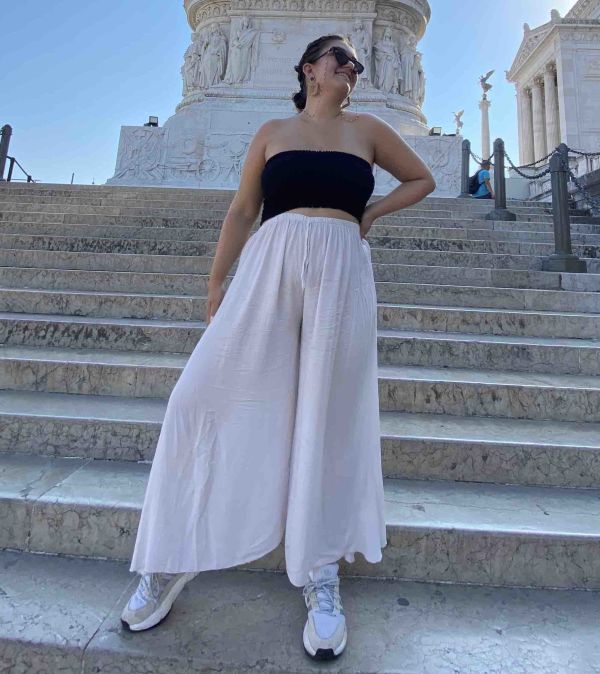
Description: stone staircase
2,182,600,673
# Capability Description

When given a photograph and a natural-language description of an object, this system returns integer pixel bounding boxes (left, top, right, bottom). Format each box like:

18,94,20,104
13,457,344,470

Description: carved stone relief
373,26,402,94
111,128,165,182
223,16,260,84
349,19,373,88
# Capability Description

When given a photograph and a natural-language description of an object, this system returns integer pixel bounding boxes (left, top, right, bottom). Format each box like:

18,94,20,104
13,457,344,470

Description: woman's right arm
206,120,276,324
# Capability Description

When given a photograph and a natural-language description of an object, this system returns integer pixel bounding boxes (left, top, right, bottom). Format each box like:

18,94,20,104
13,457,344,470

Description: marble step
0,188,563,207
7,240,600,278
0,190,563,213
1,345,599,421
4,550,599,674
0,231,214,256
0,182,556,205
0,246,553,277
0,190,578,210
2,288,600,336
374,265,600,291
1,280,599,318
375,280,600,311
383,303,600,339
0,202,490,217
0,223,600,257
378,328,600,375
0,202,594,224
4,218,600,243
3,228,599,259
0,221,600,252
2,249,598,291
1,207,596,229
379,364,600,422
0,287,203,320
3,452,600,590
2,389,600,488
1,263,600,299
1,313,597,376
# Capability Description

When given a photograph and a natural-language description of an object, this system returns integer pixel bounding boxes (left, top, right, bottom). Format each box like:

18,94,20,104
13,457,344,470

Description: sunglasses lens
333,48,363,74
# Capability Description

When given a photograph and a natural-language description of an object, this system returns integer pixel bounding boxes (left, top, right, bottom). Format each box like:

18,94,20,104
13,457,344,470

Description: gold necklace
300,108,343,121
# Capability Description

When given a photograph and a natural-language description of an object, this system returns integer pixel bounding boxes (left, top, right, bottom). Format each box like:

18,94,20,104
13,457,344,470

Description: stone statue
400,36,416,97
373,27,402,94
479,69,495,99
224,16,260,85
181,37,203,94
201,24,228,87
349,20,372,88
412,51,425,106
453,110,464,135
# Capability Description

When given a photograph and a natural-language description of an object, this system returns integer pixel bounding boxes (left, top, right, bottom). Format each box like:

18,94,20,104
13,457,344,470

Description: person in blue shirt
474,160,494,199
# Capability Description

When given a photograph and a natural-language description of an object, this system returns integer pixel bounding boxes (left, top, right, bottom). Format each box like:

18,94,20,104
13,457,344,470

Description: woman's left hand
359,210,375,240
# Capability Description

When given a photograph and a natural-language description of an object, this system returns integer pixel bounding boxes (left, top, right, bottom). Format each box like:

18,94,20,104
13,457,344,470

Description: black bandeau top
260,150,375,226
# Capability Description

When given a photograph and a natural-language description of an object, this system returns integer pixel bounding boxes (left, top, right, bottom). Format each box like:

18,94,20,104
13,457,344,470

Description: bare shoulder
360,112,434,183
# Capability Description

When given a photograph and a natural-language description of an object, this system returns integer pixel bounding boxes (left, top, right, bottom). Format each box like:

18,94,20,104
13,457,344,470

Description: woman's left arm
360,113,436,238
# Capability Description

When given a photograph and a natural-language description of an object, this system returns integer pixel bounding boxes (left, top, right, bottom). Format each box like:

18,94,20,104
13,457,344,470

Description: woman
121,33,435,660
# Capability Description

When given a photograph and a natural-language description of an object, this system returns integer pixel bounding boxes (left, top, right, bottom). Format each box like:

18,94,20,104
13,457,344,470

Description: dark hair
292,34,355,112
481,160,491,169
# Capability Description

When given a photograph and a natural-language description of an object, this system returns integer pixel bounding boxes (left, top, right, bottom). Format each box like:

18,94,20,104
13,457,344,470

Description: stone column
516,88,524,165
544,63,560,153
531,77,547,161
479,97,491,161
520,87,535,165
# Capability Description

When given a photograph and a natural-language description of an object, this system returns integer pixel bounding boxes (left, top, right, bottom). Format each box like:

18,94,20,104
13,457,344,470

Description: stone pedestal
109,113,462,197
107,0,465,196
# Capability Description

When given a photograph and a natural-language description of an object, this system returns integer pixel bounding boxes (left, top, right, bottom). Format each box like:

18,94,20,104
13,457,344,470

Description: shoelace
138,573,172,602
302,577,341,615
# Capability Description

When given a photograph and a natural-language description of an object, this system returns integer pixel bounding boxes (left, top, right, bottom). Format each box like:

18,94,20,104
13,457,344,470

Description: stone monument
478,70,494,161
108,0,462,197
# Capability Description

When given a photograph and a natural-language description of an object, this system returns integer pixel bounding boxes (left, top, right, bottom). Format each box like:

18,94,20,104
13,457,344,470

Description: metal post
458,139,471,198
542,144,586,273
485,138,516,221
6,157,15,182
0,125,12,181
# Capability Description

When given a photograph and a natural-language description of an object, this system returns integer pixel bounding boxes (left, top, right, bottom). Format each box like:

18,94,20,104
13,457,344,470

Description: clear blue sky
2,0,575,185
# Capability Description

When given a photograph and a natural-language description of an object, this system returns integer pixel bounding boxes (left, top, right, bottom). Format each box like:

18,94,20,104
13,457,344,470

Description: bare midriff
284,207,360,224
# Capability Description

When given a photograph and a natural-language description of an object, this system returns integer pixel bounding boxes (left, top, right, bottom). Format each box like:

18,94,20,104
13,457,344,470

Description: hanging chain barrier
504,151,553,180
499,143,600,216
458,139,594,272
567,165,600,216
563,146,600,158
469,149,493,166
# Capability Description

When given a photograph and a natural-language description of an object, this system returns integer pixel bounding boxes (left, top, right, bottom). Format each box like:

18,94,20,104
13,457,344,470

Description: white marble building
107,0,462,197
506,0,600,175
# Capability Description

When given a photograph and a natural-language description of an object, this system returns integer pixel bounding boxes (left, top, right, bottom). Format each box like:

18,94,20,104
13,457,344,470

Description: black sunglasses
313,46,364,75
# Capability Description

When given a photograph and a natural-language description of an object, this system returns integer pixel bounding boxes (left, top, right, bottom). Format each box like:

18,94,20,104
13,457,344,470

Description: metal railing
458,138,600,274
0,125,36,183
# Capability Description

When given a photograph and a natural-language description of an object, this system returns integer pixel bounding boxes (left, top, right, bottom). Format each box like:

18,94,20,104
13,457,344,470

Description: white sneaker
302,562,347,659
121,571,197,631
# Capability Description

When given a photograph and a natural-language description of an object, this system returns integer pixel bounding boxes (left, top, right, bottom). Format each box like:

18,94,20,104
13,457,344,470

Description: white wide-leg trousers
129,212,388,588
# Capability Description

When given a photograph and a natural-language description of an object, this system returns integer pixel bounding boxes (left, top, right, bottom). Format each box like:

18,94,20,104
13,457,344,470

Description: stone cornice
507,22,553,82
185,0,429,34
507,19,600,83
566,0,600,19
